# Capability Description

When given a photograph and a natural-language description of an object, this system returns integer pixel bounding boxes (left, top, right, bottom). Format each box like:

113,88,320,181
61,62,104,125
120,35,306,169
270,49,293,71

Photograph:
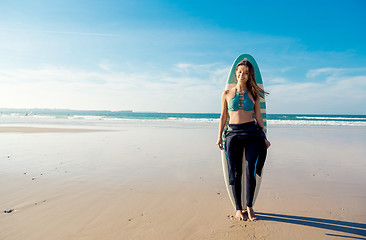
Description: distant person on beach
216,59,270,221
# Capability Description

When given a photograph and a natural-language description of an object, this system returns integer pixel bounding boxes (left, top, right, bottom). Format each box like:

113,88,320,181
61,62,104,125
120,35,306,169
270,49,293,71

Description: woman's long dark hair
236,59,269,100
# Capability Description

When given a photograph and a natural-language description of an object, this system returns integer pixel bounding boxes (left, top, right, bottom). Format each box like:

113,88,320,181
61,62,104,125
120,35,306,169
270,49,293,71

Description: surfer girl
216,58,270,221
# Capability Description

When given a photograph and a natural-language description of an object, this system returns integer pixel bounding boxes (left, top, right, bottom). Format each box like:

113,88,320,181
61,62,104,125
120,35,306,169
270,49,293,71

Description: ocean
1,109,365,128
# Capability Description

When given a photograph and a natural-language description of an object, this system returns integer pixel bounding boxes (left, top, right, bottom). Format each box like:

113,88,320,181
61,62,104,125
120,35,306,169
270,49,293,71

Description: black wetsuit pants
225,122,262,210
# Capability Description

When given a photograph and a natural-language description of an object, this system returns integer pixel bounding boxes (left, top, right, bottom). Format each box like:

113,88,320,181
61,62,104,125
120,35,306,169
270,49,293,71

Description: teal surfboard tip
227,54,263,85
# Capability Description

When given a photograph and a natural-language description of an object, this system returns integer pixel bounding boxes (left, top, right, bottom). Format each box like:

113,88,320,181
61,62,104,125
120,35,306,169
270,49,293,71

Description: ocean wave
68,115,106,120
1,112,366,127
295,116,366,121
1,114,58,119
166,117,219,122
268,119,366,127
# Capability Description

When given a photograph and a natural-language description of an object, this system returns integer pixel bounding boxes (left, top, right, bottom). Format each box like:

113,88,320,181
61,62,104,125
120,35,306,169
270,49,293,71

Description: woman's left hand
265,139,271,149
216,138,224,151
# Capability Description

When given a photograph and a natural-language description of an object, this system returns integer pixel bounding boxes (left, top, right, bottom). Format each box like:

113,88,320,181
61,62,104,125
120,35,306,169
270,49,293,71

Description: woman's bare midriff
228,110,255,124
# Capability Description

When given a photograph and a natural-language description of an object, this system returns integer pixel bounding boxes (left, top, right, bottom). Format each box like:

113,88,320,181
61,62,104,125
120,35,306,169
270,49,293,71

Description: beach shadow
256,212,366,239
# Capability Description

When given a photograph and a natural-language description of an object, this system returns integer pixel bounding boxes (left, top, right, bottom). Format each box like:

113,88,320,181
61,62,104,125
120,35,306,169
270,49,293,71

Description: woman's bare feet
235,210,245,221
247,207,258,221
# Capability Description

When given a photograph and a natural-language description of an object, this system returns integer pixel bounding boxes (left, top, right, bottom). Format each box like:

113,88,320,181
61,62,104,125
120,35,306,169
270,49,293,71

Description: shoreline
0,126,110,133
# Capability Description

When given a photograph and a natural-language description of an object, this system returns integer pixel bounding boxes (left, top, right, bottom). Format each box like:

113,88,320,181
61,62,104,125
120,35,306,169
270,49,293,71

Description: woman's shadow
256,212,366,239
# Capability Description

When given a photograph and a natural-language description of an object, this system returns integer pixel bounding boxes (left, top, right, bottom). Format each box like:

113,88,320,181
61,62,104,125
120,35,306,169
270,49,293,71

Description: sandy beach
1,121,365,240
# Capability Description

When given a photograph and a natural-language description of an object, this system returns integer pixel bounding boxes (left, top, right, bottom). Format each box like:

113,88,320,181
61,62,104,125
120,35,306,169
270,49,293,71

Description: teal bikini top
228,89,254,111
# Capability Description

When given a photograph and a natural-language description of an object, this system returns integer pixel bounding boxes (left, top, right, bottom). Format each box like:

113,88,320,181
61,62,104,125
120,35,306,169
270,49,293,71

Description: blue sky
0,0,365,114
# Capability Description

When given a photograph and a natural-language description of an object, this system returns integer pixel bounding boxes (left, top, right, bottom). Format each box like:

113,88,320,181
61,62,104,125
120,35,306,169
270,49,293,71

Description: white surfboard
221,54,267,209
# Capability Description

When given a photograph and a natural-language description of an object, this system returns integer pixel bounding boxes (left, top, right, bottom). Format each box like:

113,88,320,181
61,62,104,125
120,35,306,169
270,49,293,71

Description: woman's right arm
217,91,228,150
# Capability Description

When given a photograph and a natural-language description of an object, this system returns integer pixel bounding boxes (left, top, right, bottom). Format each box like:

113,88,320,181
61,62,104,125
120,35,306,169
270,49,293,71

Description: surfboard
221,53,267,210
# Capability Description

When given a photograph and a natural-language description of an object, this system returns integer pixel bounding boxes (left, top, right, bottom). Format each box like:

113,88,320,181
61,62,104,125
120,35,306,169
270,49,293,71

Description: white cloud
3,63,364,114
175,62,228,74
268,77,288,84
0,67,160,87
174,62,229,85
0,64,228,112
266,75,366,114
280,66,294,73
306,67,366,78
306,67,348,78
98,63,112,72
0,28,120,37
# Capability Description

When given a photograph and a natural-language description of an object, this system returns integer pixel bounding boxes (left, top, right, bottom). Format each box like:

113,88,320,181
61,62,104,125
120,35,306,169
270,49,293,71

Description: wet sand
0,123,365,239
0,126,105,133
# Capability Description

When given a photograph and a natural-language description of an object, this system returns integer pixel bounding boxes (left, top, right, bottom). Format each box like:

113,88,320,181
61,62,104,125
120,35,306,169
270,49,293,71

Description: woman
216,58,270,221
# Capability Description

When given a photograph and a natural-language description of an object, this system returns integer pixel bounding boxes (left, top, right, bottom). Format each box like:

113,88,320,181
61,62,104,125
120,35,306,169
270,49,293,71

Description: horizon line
0,107,365,116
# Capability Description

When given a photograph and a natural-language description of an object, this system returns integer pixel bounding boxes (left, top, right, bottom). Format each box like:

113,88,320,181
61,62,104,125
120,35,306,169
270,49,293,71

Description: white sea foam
166,117,219,122
296,116,366,121
1,112,365,127
268,119,366,127
68,115,106,121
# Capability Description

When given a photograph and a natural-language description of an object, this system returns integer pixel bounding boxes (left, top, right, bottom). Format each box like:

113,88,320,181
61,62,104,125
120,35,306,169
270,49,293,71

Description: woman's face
236,65,250,83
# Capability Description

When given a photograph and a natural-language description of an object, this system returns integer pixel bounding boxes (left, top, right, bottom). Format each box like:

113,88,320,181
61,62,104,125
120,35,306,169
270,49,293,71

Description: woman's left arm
254,98,265,130
254,98,271,148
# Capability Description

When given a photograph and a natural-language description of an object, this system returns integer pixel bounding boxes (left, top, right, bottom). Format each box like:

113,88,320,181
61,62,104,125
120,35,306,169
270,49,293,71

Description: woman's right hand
216,138,224,151
265,138,271,149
